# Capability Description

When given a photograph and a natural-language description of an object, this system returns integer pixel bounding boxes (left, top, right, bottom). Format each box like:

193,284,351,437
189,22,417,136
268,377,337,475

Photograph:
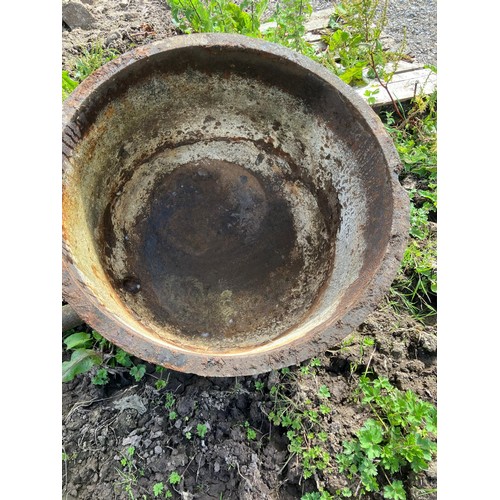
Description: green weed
167,0,268,36
321,0,407,119
383,89,438,320
264,0,315,55
244,421,257,440
116,446,139,499
62,71,78,101
62,330,148,385
153,482,164,497
73,41,118,81
336,376,437,499
197,423,208,438
168,470,182,485
267,359,333,480
62,40,118,101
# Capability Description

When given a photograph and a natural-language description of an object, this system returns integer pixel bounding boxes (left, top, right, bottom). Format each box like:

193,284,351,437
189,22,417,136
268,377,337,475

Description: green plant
62,71,78,101
264,0,314,55
92,367,109,385
117,446,139,499
336,376,437,499
166,0,268,36
62,335,100,382
130,364,147,382
153,482,164,497
62,451,77,461
62,41,118,101
318,385,331,399
390,239,437,318
168,471,182,485
322,0,406,117
267,359,333,480
62,330,150,385
244,421,257,440
165,392,176,409
254,380,265,391
156,379,167,390
336,334,375,377
301,490,333,500
73,41,118,81
309,357,322,368
197,423,208,438
384,89,437,320
121,446,136,467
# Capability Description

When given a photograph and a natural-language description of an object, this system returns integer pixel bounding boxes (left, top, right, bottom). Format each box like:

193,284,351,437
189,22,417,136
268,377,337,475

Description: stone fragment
420,332,437,354
62,2,96,31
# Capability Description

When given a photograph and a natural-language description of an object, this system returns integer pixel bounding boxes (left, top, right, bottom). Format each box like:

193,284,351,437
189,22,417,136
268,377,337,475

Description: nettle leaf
64,332,92,350
62,349,101,382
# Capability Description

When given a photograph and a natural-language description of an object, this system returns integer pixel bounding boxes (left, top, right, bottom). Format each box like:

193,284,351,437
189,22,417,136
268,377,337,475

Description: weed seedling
318,385,331,399
267,360,333,480
165,392,176,410
244,421,257,440
197,423,208,438
130,364,146,382
155,379,167,390
168,471,181,486
116,446,139,499
152,482,164,497
255,380,265,391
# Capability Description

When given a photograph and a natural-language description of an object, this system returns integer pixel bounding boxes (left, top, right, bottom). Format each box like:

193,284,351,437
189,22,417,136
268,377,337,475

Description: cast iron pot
62,34,409,376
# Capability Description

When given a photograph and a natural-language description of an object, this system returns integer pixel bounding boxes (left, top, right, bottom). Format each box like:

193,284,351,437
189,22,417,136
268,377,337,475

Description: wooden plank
303,8,335,31
355,70,437,106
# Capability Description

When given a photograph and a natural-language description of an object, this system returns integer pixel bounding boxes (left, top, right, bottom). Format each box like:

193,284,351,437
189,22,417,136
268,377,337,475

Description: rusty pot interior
63,35,407,374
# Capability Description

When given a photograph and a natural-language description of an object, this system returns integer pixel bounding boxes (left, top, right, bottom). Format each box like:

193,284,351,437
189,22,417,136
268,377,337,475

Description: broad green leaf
64,332,92,350
358,419,384,448
359,458,377,477
62,349,101,382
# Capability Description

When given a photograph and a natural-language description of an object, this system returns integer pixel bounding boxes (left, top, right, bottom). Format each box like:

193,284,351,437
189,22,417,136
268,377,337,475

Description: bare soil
63,304,436,500
62,1,437,498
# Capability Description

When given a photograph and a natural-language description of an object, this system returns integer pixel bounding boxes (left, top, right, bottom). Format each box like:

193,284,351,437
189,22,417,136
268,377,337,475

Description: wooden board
260,8,436,107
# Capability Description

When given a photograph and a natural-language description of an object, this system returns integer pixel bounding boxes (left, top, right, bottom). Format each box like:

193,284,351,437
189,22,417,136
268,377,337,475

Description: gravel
383,0,437,65
309,0,437,66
